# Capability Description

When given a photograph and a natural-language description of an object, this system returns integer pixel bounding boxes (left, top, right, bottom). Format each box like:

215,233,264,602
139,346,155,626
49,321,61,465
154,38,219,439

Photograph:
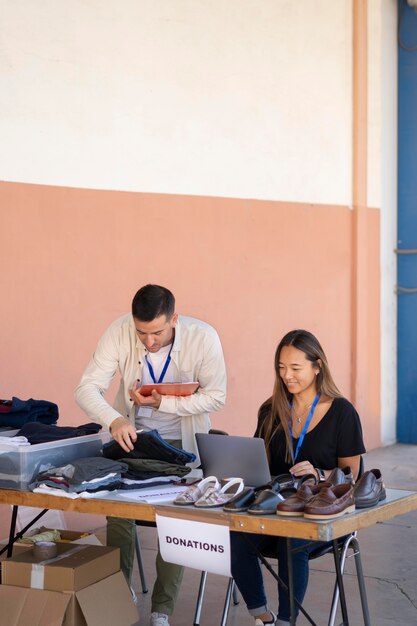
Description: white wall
367,0,397,444
0,0,352,205
0,0,399,443
380,0,398,444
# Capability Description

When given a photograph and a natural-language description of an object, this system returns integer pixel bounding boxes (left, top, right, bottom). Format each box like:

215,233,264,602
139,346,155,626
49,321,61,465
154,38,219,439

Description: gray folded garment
35,456,128,483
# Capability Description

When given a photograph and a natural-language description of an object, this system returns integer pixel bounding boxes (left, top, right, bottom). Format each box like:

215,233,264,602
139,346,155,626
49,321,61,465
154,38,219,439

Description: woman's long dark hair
260,329,342,463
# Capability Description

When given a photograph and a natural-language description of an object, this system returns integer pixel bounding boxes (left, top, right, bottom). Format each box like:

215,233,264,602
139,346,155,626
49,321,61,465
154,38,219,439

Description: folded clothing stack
120,458,191,490
29,456,128,498
102,429,195,489
0,397,58,428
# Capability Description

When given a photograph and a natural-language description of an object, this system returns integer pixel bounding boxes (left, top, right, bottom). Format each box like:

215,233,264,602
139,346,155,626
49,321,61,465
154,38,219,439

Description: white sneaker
150,612,170,626
254,611,277,626
129,585,138,605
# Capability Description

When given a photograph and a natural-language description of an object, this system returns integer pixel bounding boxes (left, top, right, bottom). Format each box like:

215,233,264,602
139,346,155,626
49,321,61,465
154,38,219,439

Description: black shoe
223,487,256,512
247,488,290,515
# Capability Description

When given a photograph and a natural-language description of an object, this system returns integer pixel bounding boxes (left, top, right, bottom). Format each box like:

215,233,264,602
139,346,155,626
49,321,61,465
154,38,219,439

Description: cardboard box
0,544,32,561
2,543,120,592
0,571,139,626
19,527,103,546
0,543,33,585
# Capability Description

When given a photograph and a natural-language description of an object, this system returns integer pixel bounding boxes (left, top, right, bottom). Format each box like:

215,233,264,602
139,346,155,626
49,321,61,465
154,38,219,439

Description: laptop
195,433,271,487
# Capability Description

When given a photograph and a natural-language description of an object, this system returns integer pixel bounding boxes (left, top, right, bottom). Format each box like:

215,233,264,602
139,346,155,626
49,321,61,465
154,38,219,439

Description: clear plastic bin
0,432,110,490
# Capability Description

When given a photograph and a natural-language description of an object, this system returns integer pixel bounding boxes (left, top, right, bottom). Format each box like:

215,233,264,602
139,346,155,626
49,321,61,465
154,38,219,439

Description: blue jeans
230,532,329,622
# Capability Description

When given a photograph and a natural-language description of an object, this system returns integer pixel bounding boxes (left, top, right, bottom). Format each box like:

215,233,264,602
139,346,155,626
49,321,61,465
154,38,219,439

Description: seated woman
230,329,366,626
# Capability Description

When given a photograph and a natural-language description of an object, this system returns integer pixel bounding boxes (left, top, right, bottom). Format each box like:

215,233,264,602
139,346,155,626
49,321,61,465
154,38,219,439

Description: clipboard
138,382,199,397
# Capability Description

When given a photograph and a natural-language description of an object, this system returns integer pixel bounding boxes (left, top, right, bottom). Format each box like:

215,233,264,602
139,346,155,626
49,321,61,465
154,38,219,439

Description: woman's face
278,345,320,396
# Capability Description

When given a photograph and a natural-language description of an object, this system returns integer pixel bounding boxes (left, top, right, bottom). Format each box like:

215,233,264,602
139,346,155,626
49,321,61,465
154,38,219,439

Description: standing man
75,284,227,626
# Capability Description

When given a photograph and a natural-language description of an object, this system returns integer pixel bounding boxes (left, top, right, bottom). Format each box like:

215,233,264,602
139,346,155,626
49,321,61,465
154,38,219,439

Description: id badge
137,406,153,418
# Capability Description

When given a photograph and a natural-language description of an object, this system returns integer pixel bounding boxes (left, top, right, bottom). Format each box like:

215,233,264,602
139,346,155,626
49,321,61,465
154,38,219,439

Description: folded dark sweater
17,421,102,444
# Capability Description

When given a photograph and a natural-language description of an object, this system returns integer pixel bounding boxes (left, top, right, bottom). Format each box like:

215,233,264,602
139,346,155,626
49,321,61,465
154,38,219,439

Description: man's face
134,313,178,352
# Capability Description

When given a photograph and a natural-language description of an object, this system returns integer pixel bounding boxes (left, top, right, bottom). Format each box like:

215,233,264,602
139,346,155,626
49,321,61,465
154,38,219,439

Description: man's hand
109,416,137,453
129,386,162,409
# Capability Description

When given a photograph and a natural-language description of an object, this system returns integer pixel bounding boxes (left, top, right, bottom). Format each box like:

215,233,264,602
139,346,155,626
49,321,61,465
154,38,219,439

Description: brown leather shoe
327,466,354,486
303,483,355,519
276,482,331,516
353,469,386,509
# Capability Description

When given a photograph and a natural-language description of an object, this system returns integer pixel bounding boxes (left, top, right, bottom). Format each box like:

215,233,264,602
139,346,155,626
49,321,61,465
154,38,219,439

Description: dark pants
107,438,184,615
230,531,329,622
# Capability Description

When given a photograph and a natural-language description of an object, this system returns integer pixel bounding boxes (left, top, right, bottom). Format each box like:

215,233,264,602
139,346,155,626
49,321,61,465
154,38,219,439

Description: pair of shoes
353,468,386,508
254,610,276,626
277,481,331,516
194,477,244,507
248,473,317,515
173,476,219,505
303,483,355,519
150,613,170,626
224,474,295,513
327,466,354,486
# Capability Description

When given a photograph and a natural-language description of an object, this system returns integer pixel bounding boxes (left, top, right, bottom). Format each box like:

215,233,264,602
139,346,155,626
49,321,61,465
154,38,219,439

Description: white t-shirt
135,343,182,440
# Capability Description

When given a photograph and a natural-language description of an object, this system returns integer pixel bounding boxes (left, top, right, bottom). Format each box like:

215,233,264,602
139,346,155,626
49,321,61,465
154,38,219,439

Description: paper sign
156,514,231,577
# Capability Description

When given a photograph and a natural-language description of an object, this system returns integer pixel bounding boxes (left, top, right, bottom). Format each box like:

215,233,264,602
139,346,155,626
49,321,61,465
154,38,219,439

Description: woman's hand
290,460,318,480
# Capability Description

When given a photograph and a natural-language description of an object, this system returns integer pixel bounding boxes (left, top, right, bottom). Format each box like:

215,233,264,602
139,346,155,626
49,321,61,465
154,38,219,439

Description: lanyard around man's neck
145,342,174,384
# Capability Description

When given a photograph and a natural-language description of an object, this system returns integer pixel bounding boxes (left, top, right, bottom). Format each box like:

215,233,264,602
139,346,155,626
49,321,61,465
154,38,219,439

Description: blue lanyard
289,393,320,463
145,344,173,384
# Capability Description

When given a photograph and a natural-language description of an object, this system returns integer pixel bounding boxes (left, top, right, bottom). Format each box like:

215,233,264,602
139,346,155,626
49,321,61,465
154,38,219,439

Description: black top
255,397,366,476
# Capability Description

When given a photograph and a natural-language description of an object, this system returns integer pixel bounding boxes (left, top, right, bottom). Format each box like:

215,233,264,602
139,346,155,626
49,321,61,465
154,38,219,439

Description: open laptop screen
195,433,271,488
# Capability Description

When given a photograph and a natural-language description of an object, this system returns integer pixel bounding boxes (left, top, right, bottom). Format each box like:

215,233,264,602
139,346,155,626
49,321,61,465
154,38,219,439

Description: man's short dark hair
132,284,175,321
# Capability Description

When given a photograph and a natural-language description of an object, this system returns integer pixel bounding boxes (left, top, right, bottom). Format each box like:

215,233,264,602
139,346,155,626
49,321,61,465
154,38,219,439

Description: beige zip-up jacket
74,314,227,464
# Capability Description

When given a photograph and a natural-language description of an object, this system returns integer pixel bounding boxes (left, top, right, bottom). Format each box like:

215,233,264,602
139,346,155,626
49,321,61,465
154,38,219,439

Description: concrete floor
125,443,417,626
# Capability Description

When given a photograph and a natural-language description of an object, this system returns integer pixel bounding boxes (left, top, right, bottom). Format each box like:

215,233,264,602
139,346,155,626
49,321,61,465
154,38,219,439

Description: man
75,284,227,626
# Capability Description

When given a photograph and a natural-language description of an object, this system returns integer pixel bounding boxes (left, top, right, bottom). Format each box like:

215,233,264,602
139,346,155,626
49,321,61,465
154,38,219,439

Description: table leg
0,507,50,558
6,505,19,557
351,536,371,626
332,539,349,625
287,537,296,626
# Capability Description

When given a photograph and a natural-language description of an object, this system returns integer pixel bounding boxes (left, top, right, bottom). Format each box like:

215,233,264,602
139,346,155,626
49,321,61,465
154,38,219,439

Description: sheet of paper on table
118,484,189,504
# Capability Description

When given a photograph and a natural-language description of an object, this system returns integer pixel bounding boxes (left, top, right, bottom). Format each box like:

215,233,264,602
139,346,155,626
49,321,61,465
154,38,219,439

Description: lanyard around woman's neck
289,393,320,463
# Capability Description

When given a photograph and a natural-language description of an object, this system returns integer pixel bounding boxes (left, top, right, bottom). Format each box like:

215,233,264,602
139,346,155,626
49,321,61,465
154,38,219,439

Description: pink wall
0,180,381,539
0,181,378,443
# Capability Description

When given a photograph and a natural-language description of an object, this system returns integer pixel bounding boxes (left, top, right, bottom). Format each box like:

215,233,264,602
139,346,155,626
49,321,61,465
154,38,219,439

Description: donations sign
156,514,231,576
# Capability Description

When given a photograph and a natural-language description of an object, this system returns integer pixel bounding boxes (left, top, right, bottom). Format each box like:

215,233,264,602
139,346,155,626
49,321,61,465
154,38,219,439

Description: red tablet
138,382,199,397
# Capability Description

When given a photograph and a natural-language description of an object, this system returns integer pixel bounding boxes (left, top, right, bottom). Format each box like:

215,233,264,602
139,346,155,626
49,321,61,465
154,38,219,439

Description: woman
230,329,366,625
